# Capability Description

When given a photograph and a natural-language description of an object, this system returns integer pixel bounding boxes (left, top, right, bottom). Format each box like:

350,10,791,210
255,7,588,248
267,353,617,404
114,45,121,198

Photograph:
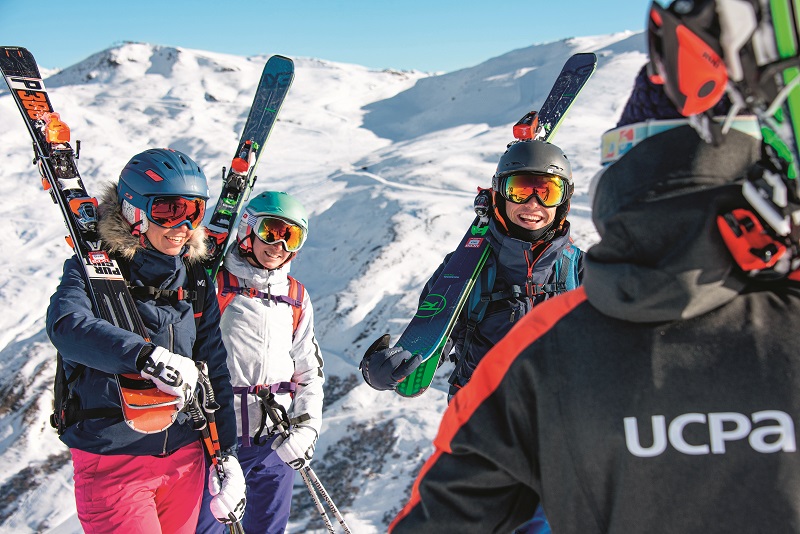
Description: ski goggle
254,216,306,252
498,173,568,207
147,196,206,230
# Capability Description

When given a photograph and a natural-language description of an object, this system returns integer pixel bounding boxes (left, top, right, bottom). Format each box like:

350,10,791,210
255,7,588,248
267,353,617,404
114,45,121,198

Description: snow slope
0,33,647,532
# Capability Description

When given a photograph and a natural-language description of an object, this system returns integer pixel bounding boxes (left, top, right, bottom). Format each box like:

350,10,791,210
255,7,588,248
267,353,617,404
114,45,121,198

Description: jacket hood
97,183,208,263
584,126,760,322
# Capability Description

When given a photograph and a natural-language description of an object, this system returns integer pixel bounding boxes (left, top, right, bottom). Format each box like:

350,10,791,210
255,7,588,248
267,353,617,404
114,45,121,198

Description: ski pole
299,466,336,533
190,366,246,534
258,390,352,532
304,466,352,534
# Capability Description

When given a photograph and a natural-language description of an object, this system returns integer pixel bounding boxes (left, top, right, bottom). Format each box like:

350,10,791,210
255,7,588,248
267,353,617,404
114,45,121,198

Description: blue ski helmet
117,148,209,234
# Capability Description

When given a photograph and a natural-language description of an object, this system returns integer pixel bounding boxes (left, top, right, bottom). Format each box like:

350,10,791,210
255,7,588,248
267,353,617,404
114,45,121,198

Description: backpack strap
50,355,119,435
186,260,207,328
216,268,238,316
462,261,498,358
287,275,305,335
119,256,206,328
216,269,305,335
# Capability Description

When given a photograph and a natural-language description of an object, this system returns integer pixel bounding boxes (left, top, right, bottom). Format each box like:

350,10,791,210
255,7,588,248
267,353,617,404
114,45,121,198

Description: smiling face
145,223,193,256
503,196,557,230
250,237,292,270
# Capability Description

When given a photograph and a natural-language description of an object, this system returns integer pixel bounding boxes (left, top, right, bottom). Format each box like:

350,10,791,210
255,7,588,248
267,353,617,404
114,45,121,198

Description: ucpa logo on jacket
624,410,796,457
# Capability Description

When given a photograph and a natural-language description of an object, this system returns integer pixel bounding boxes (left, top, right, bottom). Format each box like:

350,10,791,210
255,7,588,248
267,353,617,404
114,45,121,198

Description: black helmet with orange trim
647,0,795,121
647,0,800,277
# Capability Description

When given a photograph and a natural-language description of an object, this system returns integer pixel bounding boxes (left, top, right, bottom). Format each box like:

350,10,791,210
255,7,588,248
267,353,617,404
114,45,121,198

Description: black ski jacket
390,127,800,533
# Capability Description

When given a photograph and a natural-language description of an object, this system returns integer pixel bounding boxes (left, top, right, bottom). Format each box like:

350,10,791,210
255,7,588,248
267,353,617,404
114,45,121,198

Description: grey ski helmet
491,139,574,239
118,148,209,234
492,139,572,190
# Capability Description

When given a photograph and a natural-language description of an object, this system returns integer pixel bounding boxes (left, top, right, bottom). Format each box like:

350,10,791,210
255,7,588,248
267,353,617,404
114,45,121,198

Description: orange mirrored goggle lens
255,216,305,252
501,173,567,207
148,196,206,229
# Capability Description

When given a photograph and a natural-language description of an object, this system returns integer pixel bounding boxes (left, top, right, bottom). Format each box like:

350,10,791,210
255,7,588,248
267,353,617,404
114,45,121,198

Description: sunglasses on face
148,196,206,229
254,216,306,252
498,173,567,207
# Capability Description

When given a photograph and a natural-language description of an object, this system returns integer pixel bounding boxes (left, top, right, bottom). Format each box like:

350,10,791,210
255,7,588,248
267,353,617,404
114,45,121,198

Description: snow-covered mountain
0,33,647,533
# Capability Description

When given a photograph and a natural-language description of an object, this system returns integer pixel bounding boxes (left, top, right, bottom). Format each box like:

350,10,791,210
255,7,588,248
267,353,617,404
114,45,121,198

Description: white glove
208,456,247,524
272,425,318,470
139,346,198,411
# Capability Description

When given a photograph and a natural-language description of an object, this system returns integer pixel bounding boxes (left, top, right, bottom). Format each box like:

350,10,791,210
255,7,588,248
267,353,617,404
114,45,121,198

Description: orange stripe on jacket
389,287,588,531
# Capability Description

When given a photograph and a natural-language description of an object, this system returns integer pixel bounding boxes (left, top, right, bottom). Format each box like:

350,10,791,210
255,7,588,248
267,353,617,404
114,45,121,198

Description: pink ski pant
71,441,205,534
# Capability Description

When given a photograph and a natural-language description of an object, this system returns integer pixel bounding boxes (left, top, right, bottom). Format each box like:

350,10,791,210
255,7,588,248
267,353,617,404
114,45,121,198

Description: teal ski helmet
118,148,209,235
237,191,309,263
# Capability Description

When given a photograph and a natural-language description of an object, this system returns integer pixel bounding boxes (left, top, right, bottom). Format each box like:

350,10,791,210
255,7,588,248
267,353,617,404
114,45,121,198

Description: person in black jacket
389,2,800,533
360,138,583,397
362,138,583,534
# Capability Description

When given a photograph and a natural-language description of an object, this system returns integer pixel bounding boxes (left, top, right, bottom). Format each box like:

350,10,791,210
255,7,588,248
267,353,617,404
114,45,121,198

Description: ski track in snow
0,35,648,533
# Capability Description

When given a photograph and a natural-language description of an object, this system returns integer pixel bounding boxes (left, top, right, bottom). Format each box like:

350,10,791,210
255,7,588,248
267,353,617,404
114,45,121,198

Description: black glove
359,334,422,391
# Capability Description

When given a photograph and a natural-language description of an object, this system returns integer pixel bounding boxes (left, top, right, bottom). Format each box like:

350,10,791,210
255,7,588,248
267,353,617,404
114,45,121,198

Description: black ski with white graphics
202,55,294,278
0,46,182,433
393,52,598,397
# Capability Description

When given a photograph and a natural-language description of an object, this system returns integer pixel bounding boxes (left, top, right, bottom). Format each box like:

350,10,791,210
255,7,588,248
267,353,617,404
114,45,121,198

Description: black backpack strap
50,355,118,435
185,260,207,329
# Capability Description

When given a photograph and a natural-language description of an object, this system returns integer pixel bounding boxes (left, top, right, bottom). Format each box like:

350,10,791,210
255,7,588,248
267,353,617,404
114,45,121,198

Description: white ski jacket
218,250,324,443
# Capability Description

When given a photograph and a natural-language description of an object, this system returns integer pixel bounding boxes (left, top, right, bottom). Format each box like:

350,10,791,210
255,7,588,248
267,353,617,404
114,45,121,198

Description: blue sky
0,1,650,72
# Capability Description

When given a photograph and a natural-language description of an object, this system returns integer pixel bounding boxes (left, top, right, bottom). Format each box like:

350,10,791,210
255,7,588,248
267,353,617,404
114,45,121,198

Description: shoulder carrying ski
0,46,181,434
392,52,597,397
203,56,294,278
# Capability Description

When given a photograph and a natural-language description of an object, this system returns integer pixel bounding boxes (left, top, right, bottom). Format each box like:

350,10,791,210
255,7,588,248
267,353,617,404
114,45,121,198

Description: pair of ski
0,48,290,438
388,52,598,397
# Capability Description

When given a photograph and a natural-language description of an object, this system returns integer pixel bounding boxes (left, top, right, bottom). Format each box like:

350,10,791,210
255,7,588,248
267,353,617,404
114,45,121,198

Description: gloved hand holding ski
360,334,421,391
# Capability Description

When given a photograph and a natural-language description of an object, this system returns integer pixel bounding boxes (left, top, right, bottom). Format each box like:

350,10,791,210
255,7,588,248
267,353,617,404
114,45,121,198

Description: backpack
461,243,581,355
215,267,305,336
50,259,209,435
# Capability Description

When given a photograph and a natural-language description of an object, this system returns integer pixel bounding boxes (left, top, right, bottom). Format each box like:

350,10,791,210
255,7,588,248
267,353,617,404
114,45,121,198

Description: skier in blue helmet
46,148,245,533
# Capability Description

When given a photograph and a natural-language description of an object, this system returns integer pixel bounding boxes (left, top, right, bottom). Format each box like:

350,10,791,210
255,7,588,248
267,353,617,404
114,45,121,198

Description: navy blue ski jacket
46,186,237,456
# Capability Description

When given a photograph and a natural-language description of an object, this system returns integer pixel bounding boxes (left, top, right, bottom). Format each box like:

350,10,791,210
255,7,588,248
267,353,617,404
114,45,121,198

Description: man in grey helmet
361,138,583,534
389,1,800,532
360,137,583,398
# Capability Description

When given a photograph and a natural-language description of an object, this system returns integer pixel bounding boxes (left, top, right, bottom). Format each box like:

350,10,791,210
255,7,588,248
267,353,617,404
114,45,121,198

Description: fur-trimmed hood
97,183,208,263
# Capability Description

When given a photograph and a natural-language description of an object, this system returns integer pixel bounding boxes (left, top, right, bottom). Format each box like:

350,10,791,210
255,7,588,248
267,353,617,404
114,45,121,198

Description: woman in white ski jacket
196,191,324,534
